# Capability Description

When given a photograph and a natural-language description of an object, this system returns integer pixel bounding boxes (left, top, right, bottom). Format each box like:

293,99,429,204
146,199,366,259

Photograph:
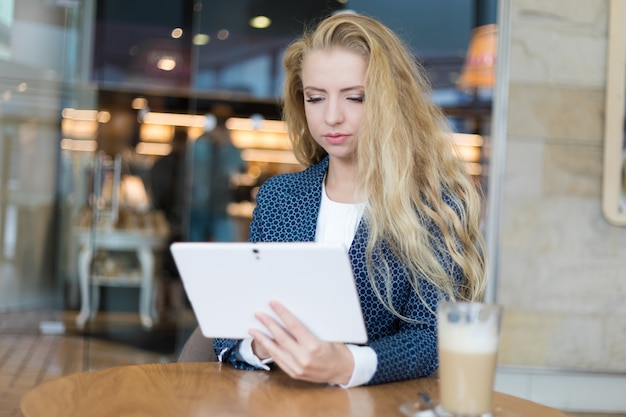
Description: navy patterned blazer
214,156,459,385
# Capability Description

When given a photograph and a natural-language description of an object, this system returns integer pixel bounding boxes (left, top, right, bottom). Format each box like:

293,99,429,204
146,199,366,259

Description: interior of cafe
2,0,626,416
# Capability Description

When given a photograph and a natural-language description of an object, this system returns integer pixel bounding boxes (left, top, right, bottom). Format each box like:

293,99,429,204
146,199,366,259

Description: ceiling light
142,112,207,127
62,108,98,121
157,56,177,71
193,33,210,46
97,111,111,123
131,97,148,110
136,142,172,156
241,149,298,164
249,16,271,29
60,138,98,152
171,27,183,39
226,116,287,133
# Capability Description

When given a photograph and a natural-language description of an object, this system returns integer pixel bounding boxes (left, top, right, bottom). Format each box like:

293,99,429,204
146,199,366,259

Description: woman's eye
305,97,323,103
348,96,364,103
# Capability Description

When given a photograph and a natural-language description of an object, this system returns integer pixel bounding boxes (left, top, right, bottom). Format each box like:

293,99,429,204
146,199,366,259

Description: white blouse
315,180,365,247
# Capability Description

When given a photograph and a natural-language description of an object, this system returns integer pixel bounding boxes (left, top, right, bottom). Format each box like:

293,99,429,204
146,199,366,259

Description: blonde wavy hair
282,13,487,318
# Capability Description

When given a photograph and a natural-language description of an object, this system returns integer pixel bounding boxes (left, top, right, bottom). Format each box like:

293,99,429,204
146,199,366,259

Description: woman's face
301,47,366,165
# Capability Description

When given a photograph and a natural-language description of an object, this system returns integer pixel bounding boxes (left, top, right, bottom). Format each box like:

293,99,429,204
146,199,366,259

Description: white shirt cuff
339,345,377,388
238,337,273,370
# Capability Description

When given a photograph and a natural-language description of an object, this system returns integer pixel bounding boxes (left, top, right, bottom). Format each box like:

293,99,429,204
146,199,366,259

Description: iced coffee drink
437,302,502,417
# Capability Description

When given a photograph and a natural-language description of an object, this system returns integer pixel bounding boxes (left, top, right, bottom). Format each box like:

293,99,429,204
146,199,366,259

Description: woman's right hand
249,301,354,385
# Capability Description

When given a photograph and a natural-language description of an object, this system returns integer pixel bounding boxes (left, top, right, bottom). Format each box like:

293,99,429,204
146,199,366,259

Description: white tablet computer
170,241,368,344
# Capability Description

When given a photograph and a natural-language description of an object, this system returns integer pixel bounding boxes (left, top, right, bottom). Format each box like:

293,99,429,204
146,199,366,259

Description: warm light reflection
226,117,287,133
230,130,290,150
453,145,481,163
132,97,148,109
157,56,177,71
142,112,207,127
227,201,255,218
61,119,98,140
249,16,271,29
140,124,174,143
193,33,210,45
452,133,484,165
97,111,111,123
61,108,113,140
136,142,172,156
62,108,98,121
60,138,98,152
217,29,229,40
241,149,298,164
453,133,484,147
61,108,111,123
187,126,204,140
17,83,27,92
464,162,483,176
226,117,291,152
171,27,183,39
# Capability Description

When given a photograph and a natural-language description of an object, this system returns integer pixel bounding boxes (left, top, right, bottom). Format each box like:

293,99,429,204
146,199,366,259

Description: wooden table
20,362,569,417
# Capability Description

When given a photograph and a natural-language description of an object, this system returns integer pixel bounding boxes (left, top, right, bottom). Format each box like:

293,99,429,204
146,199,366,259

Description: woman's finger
249,328,304,377
254,311,296,342
268,300,317,345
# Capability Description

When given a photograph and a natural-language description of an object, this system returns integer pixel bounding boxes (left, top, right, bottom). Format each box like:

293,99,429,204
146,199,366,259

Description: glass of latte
437,302,503,417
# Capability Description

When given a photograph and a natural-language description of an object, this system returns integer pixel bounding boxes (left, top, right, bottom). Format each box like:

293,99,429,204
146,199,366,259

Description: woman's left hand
249,300,354,385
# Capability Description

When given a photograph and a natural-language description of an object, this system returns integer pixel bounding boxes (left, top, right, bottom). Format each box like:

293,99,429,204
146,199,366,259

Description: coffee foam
438,322,499,353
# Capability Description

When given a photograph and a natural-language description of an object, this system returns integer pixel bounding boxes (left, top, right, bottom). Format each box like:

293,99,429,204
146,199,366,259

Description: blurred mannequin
189,106,245,242
149,127,189,312
150,127,188,277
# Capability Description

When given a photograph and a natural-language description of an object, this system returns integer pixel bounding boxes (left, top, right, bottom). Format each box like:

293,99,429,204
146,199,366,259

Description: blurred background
4,2,626,416
0,0,496,367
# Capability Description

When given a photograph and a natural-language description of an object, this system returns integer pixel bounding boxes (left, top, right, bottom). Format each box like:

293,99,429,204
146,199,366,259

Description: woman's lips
325,133,349,145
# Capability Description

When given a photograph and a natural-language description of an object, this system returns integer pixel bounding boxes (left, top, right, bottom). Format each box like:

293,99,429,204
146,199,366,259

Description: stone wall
496,0,626,372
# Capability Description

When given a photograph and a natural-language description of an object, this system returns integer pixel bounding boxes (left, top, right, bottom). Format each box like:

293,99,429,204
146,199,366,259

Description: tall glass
437,302,503,417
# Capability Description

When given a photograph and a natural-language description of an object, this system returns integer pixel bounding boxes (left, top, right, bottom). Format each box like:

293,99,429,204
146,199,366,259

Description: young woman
213,12,487,387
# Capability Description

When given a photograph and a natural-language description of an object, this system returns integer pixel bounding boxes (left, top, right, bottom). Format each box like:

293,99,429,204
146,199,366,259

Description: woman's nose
324,99,344,126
